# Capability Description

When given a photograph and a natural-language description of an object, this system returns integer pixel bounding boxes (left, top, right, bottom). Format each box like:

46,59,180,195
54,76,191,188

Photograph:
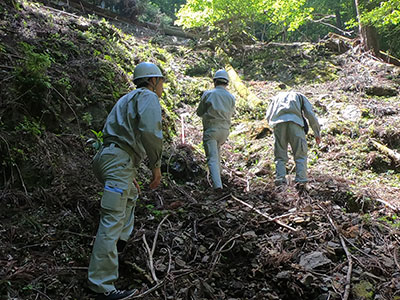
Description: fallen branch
0,65,15,69
142,215,169,283
131,269,198,298
394,247,400,271
41,4,82,18
310,18,353,36
14,162,28,196
52,87,81,134
379,51,400,67
372,139,400,164
270,212,297,221
131,280,165,299
374,197,399,212
32,288,52,300
208,234,240,279
124,261,155,284
172,182,198,204
231,194,298,231
327,214,353,300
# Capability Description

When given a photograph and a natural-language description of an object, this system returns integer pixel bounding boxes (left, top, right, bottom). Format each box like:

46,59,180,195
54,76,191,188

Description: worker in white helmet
197,69,235,191
88,62,164,300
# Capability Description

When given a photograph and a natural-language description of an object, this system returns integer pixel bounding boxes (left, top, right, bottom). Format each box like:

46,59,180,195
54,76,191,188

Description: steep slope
1,1,400,300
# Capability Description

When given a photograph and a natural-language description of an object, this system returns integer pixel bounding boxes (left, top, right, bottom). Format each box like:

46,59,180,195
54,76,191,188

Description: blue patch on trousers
104,185,123,195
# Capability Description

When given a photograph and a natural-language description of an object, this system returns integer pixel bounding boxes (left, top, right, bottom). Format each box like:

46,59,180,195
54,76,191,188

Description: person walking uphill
266,91,321,190
197,69,235,190
88,62,164,300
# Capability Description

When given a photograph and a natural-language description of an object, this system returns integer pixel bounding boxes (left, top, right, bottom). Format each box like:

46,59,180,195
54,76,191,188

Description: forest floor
1,1,400,300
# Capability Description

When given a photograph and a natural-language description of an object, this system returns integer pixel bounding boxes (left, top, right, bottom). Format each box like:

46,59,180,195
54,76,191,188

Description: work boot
275,178,287,187
295,182,310,194
275,183,287,193
274,179,287,192
95,289,138,300
215,187,231,198
205,188,227,201
215,187,224,194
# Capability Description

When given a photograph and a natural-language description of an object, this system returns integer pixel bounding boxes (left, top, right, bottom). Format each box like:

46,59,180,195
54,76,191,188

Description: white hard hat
213,69,229,82
133,62,163,81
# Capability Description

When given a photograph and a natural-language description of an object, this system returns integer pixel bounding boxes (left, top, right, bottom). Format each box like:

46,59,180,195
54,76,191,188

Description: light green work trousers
203,127,229,189
273,122,308,184
88,144,138,293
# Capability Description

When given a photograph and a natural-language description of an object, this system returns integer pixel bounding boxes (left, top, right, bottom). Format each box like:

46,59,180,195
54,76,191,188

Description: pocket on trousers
101,187,126,212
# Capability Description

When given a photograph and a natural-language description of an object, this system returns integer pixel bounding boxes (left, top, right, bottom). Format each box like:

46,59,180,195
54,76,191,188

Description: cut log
138,21,197,39
371,139,400,164
379,51,400,67
216,48,261,108
226,65,261,108
160,24,196,40
322,32,354,53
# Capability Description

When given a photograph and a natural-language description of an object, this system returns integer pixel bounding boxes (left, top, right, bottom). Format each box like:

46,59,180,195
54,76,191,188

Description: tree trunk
282,28,287,42
261,23,266,42
354,0,362,34
354,0,380,57
335,9,342,29
361,25,380,57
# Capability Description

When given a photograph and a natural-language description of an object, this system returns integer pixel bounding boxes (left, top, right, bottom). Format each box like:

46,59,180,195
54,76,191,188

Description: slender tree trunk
261,23,266,42
354,0,363,38
335,9,342,29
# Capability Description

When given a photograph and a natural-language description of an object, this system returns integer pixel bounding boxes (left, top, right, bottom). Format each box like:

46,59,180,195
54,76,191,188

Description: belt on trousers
103,139,135,158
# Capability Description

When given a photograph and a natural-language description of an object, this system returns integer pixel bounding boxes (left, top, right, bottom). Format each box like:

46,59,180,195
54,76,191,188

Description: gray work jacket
196,86,235,130
102,87,163,169
266,91,321,137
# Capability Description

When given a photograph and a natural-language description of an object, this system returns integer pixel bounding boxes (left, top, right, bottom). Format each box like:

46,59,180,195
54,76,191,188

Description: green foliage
288,0,356,42
87,129,103,150
54,73,73,98
185,62,210,77
138,1,173,25
353,280,374,299
145,203,167,219
14,42,52,90
176,0,313,43
15,117,44,136
360,0,400,57
82,112,93,126
362,213,372,225
150,0,185,22
90,129,103,141
379,214,400,229
12,0,22,11
174,0,400,58
362,0,400,26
